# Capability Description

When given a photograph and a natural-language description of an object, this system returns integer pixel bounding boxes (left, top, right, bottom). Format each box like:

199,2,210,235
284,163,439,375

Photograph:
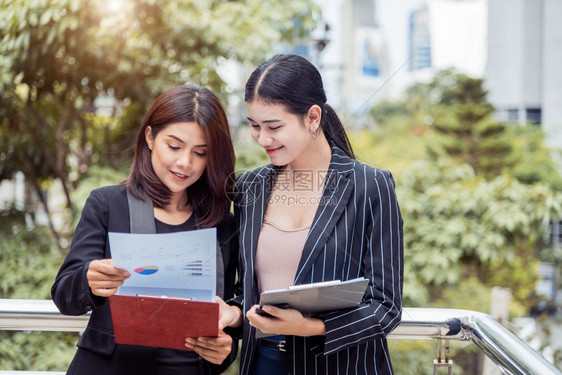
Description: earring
311,128,316,140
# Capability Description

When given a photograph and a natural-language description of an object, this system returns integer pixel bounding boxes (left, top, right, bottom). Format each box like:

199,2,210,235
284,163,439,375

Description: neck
153,191,192,225
287,133,332,173
165,191,190,213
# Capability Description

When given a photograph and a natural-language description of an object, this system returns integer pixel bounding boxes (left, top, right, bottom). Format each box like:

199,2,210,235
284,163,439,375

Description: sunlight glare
108,0,123,13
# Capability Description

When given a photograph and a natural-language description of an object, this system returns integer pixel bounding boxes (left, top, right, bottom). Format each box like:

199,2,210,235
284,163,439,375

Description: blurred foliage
0,0,318,96
0,0,318,371
397,158,561,307
70,166,127,226
1,2,562,369
352,117,428,176
388,339,437,375
406,70,516,179
370,100,409,127
0,212,77,371
234,137,270,173
363,70,562,310
0,330,77,371
370,69,562,191
0,0,319,241
509,125,562,191
364,69,562,374
389,339,478,375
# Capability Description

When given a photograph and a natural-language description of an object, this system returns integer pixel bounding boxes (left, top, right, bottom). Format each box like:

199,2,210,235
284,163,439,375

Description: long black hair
244,54,354,158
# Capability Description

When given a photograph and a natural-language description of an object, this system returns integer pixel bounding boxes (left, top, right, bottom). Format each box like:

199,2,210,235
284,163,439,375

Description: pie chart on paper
134,265,159,275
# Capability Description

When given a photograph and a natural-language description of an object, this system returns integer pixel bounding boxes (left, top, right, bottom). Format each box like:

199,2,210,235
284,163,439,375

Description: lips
265,146,283,155
171,171,188,181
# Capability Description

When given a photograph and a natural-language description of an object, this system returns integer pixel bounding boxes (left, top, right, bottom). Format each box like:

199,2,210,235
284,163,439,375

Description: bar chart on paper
182,260,204,276
108,228,217,301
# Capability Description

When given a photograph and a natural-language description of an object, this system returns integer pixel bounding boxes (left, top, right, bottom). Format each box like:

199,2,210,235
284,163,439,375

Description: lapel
244,164,277,286
293,145,355,284
245,146,355,285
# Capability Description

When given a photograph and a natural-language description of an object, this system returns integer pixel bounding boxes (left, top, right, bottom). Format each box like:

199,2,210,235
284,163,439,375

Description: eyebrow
166,134,207,148
247,117,282,124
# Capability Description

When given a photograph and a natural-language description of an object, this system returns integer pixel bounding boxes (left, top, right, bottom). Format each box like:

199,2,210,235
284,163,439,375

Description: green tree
0,1,318,370
0,0,318,243
423,70,516,178
358,67,562,375
369,100,408,127
0,212,77,371
509,124,562,191
397,158,562,309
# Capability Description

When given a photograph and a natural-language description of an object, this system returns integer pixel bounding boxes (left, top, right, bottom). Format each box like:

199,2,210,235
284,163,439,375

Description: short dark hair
127,84,235,228
245,54,354,158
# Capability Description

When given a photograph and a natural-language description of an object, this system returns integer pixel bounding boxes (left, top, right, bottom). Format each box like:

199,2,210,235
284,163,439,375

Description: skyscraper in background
340,0,388,126
408,5,432,71
355,0,487,100
285,0,560,142
313,0,487,124
405,0,487,79
485,0,562,150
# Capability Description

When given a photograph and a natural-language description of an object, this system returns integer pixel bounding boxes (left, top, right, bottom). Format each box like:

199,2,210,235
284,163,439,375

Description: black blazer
51,185,238,375
232,145,404,374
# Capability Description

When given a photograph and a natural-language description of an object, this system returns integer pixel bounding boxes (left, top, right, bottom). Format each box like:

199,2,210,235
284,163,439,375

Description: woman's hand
183,297,240,364
185,330,233,365
87,259,130,297
246,304,326,337
216,296,243,329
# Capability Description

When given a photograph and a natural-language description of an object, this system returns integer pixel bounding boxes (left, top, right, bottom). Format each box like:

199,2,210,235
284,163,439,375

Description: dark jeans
252,335,288,375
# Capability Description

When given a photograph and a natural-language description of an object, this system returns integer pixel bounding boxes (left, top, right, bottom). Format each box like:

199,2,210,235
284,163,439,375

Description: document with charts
108,228,216,302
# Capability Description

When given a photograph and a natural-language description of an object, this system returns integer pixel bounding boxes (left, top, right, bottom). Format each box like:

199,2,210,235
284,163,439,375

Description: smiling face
145,122,207,202
247,101,319,167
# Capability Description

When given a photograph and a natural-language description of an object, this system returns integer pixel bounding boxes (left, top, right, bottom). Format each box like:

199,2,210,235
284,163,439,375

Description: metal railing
1,299,561,374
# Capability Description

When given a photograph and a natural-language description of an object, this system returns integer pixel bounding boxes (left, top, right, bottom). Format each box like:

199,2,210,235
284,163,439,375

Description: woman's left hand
185,330,233,365
246,304,326,337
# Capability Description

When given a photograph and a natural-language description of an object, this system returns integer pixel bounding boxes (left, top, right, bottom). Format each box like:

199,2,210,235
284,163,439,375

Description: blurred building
406,0,487,83
320,0,389,127
485,0,562,149
309,0,487,120
408,5,432,72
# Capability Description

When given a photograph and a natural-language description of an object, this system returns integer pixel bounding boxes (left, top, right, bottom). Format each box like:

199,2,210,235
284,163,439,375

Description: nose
257,132,273,148
177,151,192,169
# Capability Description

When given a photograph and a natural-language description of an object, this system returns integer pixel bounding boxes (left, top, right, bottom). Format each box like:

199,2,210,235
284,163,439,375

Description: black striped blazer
232,145,404,375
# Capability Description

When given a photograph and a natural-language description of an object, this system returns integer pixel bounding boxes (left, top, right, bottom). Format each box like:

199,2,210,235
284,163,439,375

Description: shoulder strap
126,189,225,298
126,189,156,234
216,243,225,299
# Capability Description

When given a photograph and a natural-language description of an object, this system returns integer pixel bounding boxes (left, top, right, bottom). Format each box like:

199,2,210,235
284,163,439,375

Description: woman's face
145,122,207,198
247,101,313,167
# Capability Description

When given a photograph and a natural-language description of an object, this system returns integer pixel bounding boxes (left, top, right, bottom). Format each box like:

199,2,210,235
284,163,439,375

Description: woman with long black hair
210,54,404,374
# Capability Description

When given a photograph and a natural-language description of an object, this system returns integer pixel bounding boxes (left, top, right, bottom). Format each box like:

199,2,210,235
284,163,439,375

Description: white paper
108,229,217,302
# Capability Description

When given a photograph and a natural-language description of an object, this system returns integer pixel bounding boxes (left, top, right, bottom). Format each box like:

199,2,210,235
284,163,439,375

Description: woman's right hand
87,259,130,297
216,296,243,329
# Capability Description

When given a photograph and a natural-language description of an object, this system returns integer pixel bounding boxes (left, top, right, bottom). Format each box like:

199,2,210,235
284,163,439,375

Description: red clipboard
108,295,219,351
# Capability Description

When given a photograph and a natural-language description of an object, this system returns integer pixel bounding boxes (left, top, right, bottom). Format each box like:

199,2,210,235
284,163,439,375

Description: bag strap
216,243,225,299
126,189,225,298
127,189,156,234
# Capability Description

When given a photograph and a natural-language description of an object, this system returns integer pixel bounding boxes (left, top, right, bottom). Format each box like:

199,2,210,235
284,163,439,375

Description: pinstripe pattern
233,146,404,374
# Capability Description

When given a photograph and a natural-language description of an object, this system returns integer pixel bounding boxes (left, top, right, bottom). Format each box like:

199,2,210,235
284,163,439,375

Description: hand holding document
259,277,369,316
107,229,219,350
255,277,369,338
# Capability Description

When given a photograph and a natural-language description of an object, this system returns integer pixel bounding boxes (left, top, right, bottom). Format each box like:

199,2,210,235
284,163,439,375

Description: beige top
255,216,310,293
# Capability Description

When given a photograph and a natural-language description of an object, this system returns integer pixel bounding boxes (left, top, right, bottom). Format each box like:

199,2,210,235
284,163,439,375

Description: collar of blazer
240,144,356,285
